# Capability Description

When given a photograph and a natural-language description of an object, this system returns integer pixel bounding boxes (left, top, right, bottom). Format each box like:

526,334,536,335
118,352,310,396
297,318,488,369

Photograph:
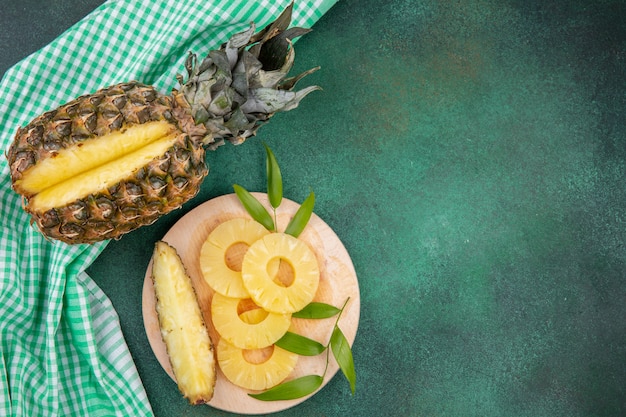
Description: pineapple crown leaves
175,3,321,148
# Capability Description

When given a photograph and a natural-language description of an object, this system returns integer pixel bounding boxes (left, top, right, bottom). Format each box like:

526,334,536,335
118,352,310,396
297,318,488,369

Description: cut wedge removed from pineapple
152,241,216,404
211,293,291,349
217,338,298,391
200,218,269,298
242,232,320,314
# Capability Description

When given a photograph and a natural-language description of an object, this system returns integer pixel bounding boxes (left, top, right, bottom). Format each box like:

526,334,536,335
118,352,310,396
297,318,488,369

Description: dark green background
4,0,626,416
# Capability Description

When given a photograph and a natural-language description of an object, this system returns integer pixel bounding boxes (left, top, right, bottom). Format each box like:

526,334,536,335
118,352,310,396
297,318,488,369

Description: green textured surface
96,0,626,416
4,0,625,415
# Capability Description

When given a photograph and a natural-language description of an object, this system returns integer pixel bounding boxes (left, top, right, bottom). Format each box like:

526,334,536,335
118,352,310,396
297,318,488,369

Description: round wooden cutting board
142,193,360,414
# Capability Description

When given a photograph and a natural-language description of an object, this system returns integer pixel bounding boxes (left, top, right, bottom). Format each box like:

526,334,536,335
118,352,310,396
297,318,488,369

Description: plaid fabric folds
0,0,335,414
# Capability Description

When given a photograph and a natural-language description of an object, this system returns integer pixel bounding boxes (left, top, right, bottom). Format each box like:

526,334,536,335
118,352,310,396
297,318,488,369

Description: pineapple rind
8,83,208,244
152,241,216,404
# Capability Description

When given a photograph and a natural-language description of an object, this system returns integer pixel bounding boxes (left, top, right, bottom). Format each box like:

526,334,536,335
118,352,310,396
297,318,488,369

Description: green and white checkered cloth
0,0,335,415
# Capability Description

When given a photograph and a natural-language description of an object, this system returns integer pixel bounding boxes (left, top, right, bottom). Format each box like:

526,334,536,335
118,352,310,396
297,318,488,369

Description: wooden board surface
142,193,360,414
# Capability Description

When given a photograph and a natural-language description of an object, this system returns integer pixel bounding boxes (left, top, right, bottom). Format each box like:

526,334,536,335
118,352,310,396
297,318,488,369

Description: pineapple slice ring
200,218,270,298
211,293,291,349
242,233,320,314
217,338,298,391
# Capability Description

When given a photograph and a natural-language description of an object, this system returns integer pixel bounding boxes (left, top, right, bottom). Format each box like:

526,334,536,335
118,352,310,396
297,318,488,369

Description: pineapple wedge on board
6,4,319,244
151,240,216,404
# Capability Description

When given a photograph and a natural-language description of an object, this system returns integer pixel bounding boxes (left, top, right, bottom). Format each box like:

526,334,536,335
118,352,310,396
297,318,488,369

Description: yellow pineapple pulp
15,121,173,195
217,338,298,391
242,233,320,314
31,131,179,212
151,241,216,404
210,292,291,349
200,218,269,298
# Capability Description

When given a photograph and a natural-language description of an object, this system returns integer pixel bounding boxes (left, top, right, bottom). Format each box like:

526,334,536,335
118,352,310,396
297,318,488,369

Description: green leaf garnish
233,184,274,231
275,331,326,356
330,326,356,394
248,375,323,401
284,191,315,237
292,302,341,319
235,144,314,235
252,297,356,401
264,143,283,210
232,144,356,401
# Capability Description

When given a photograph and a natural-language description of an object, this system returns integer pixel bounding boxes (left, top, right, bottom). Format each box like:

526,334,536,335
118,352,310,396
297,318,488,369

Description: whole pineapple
6,5,319,244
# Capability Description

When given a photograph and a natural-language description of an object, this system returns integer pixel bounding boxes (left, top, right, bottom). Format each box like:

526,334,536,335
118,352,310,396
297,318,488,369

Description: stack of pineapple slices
201,218,321,391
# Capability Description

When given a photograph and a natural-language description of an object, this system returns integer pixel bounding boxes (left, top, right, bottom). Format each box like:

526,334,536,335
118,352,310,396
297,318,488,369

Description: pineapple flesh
211,292,291,349
6,4,319,244
152,241,216,404
200,218,270,298
242,233,320,314
217,338,298,391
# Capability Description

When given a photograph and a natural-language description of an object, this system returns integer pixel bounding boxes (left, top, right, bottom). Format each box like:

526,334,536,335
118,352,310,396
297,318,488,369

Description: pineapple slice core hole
224,242,250,272
267,257,295,287
237,298,269,324
242,345,274,364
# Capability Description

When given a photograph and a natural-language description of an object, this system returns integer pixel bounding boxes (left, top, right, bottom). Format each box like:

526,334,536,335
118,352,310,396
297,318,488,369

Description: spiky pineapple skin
7,82,208,244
